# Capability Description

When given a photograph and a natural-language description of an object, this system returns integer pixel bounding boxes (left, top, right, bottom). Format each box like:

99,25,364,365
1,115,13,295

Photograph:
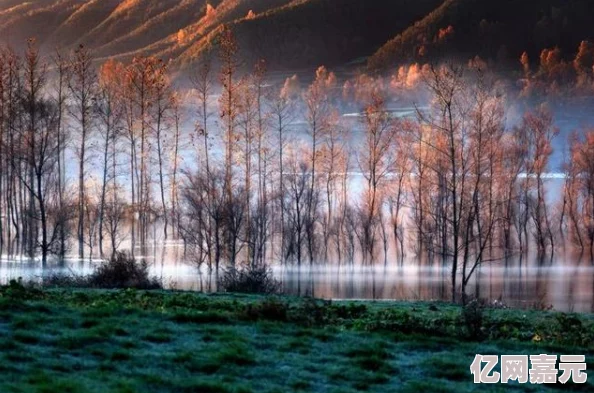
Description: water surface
1,243,592,313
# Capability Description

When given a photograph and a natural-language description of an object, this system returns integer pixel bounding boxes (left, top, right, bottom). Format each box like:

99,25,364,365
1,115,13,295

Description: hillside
173,0,443,72
368,0,594,72
131,0,296,68
0,0,442,75
0,0,82,45
8,0,591,77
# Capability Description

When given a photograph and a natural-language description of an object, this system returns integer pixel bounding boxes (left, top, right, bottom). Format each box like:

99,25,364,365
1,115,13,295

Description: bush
88,252,161,290
42,274,89,288
42,252,162,290
460,299,485,340
296,298,331,326
218,264,280,294
243,298,289,321
0,278,43,300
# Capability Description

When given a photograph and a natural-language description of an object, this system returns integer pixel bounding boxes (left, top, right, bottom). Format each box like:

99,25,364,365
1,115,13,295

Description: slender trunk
99,123,110,257
157,113,168,240
78,124,86,259
171,108,181,239
278,113,285,263
36,171,47,266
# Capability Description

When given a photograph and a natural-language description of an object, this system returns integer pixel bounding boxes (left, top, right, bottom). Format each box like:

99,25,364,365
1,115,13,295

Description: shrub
331,303,368,320
296,298,331,326
88,252,161,290
217,264,280,294
460,299,485,340
41,252,161,290
0,278,43,300
42,274,89,288
554,313,591,346
243,297,289,321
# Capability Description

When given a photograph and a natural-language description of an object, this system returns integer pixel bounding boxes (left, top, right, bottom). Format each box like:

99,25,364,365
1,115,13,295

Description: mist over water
0,158,586,312
1,50,593,314
1,236,593,313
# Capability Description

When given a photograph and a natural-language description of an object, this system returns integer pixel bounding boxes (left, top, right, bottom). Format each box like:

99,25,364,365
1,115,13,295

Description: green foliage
343,341,393,374
554,313,592,346
460,299,485,340
0,279,43,301
422,356,469,381
171,310,231,324
243,297,288,322
216,342,256,366
0,288,592,392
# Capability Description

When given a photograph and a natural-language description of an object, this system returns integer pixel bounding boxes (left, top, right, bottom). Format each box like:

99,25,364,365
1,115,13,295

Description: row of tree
0,31,589,301
180,30,575,302
0,39,182,264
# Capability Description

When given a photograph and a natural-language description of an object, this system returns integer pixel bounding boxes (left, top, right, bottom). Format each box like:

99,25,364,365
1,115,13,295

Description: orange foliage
435,25,454,42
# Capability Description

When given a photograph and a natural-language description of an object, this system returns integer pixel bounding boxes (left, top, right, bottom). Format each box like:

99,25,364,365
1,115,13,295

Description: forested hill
368,0,594,72
3,0,593,76
0,0,441,73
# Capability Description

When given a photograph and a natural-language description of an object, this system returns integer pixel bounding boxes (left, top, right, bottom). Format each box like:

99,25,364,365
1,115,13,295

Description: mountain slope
50,0,123,48
92,0,208,58
0,0,83,45
125,0,295,67
368,0,594,72
173,0,443,72
76,0,186,50
0,0,443,74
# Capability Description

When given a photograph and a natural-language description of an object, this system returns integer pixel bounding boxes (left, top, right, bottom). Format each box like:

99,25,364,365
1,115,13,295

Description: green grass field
0,283,592,392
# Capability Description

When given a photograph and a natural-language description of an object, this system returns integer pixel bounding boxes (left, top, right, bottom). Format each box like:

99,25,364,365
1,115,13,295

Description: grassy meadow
0,282,592,392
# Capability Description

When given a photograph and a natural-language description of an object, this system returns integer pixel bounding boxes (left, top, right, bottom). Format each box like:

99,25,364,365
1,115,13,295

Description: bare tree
270,75,299,263
14,41,61,264
303,66,335,263
170,94,182,239
219,26,242,203
417,64,468,302
523,106,558,254
68,44,98,259
358,93,399,262
125,56,163,251
51,49,69,259
283,150,318,265
191,58,213,179
97,59,124,257
152,62,172,240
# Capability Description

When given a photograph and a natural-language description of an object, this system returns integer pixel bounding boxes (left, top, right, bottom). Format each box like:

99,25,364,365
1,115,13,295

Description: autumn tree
51,49,69,258
358,93,399,262
96,59,125,257
417,64,468,301
124,56,165,251
522,106,558,254
14,41,62,263
303,66,336,263
191,58,213,179
270,75,299,262
567,130,594,258
219,26,242,203
152,62,172,240
68,44,98,259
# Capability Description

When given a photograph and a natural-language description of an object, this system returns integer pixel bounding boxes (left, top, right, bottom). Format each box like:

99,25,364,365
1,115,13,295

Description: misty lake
4,100,592,313
1,240,593,313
